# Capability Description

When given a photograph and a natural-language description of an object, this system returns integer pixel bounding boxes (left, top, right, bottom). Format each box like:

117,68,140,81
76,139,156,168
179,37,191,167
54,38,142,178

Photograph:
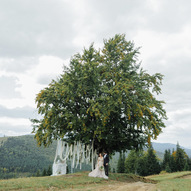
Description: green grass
0,172,152,191
147,171,191,181
147,171,191,191
110,173,156,184
0,172,105,191
156,179,191,191
1,171,191,191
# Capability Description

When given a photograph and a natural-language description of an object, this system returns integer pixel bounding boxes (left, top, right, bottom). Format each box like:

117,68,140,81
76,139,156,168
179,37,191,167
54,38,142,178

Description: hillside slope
0,135,57,178
0,172,156,191
0,135,92,179
1,134,191,179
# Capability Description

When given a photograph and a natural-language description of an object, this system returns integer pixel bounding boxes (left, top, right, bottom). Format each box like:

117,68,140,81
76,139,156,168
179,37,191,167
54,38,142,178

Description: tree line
0,135,56,179
0,135,91,179
1,135,189,179
117,143,191,176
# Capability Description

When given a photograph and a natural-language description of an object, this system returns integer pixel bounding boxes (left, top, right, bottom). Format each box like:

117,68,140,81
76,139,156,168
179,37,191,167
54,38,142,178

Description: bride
88,153,108,179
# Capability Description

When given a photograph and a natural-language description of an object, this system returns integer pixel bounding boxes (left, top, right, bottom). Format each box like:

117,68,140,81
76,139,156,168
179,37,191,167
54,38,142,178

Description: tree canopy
32,34,167,154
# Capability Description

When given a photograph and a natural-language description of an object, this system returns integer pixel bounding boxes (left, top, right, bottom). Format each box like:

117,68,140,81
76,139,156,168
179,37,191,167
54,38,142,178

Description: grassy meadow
1,171,191,190
0,172,153,191
147,171,191,191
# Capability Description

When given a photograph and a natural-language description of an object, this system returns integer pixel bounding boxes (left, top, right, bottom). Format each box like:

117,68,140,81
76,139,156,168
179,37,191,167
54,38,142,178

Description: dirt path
114,181,156,191
81,181,157,191
182,175,191,179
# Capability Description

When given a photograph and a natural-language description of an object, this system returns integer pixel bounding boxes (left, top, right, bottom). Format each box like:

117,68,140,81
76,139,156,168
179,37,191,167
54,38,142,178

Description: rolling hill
152,142,191,157
1,134,191,179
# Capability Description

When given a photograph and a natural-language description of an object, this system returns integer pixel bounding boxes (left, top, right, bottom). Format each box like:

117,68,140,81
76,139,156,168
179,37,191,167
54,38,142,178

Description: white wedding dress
88,157,108,179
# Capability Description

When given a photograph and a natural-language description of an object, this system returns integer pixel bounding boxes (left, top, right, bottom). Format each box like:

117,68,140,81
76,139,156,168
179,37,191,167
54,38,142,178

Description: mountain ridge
1,135,191,179
1,135,191,155
152,142,191,157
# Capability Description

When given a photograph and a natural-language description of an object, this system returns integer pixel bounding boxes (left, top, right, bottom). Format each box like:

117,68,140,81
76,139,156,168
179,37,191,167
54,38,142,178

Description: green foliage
125,146,161,176
162,149,177,173
41,166,52,176
36,169,41,177
183,160,189,171
144,146,161,175
125,150,143,174
0,172,155,191
42,168,47,176
136,155,148,176
162,149,172,172
0,135,92,179
67,160,91,173
174,142,187,171
165,163,171,173
0,135,56,179
117,152,125,173
185,158,191,171
32,34,167,154
47,165,52,176
149,171,191,191
161,142,191,173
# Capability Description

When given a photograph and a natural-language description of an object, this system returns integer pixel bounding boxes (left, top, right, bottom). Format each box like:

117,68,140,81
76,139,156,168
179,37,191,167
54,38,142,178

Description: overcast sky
0,0,191,148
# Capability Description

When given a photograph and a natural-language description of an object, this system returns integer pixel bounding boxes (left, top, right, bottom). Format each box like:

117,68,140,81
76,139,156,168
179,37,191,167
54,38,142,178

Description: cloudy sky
0,0,191,148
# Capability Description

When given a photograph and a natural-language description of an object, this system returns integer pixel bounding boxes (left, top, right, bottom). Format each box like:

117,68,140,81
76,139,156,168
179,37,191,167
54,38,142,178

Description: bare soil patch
79,181,156,191
181,175,191,179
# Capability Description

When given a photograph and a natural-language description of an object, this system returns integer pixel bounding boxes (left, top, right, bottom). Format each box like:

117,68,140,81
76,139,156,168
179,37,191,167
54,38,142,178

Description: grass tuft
0,172,151,191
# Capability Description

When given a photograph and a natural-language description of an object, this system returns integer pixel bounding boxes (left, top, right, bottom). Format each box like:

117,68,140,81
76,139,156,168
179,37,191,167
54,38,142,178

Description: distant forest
0,135,94,179
0,135,57,179
2,135,190,179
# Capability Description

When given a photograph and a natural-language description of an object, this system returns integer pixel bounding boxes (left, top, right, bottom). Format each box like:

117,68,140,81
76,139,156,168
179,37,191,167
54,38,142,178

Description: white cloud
35,56,66,83
0,55,68,108
0,125,32,137
0,117,30,126
0,0,191,148
0,116,32,136
0,0,76,58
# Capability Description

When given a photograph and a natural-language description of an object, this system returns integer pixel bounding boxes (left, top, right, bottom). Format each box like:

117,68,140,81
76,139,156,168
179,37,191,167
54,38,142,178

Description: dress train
88,157,108,179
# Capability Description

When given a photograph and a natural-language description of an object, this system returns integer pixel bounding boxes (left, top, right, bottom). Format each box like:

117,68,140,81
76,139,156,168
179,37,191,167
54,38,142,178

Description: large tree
32,34,167,154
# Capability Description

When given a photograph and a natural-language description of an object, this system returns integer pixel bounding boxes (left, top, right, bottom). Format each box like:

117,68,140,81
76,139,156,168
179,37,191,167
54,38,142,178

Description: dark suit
104,154,109,176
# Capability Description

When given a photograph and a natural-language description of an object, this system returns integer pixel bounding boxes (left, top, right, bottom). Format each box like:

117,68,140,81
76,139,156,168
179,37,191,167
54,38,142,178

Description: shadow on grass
109,173,157,184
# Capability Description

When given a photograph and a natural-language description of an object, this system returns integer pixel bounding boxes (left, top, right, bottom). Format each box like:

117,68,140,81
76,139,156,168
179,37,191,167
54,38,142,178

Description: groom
103,151,109,176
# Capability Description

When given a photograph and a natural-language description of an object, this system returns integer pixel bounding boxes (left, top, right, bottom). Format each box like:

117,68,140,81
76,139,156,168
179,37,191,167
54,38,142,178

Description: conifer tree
143,145,161,176
122,152,126,173
170,148,176,172
186,158,191,171
117,152,125,173
36,169,41,177
162,149,172,172
184,160,189,171
175,143,187,171
125,150,143,174
47,165,52,176
165,163,171,173
136,154,147,176
42,168,47,176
